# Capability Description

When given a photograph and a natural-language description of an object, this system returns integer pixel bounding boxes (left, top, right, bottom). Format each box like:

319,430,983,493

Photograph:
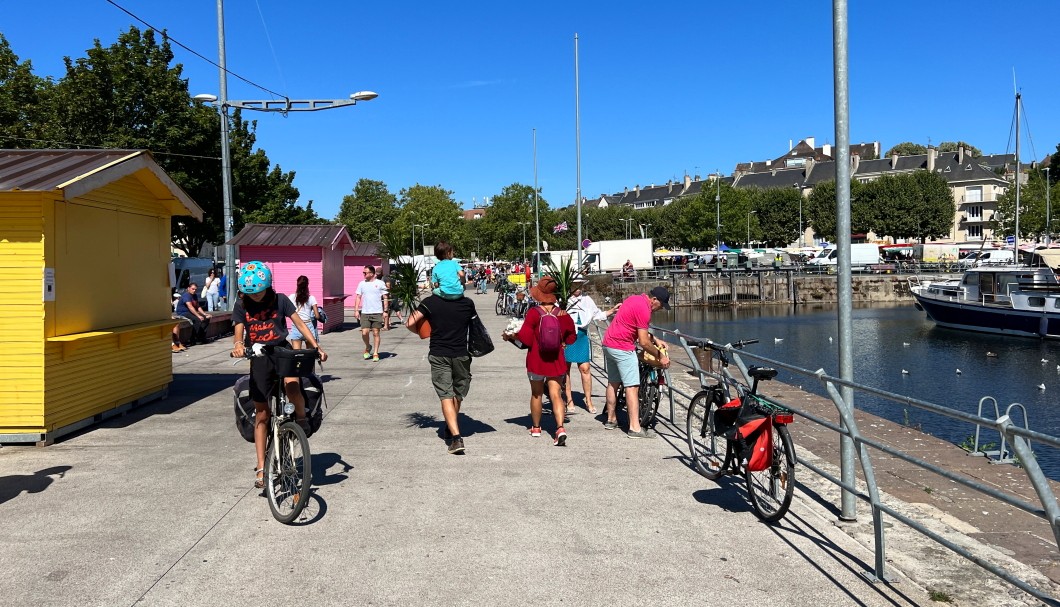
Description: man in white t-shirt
354,265,389,362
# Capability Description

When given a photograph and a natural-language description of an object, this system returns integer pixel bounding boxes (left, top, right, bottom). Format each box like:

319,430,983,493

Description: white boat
911,266,1060,338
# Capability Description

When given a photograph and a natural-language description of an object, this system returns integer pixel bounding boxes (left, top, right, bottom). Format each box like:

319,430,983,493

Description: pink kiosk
227,224,355,333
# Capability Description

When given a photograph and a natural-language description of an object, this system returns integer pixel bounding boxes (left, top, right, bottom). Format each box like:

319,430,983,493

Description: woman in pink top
502,277,576,446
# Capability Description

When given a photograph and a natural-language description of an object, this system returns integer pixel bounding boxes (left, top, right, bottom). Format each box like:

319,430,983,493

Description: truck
533,238,654,274
806,243,881,268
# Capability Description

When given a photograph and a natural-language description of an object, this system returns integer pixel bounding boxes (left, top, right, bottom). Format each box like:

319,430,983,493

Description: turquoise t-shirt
431,259,464,299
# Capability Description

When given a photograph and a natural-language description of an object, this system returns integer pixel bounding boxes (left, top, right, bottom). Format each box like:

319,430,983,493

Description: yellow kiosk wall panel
0,192,45,430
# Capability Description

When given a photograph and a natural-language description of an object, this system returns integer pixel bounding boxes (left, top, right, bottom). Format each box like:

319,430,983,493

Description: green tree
995,168,1050,240
865,171,953,241
676,181,749,249
478,183,548,260
335,178,399,241
884,142,927,157
805,179,870,242
749,187,802,247
0,34,52,147
397,184,465,256
937,141,982,157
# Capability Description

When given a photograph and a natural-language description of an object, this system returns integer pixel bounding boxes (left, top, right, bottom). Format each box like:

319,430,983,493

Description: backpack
536,306,563,355
233,373,326,442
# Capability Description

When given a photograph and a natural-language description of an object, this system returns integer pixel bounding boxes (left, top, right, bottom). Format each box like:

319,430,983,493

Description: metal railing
585,320,1060,605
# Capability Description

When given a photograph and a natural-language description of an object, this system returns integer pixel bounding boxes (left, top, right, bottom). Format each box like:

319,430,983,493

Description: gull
901,369,910,375
902,342,911,347
986,352,998,357
956,369,962,375
1038,384,1047,391
774,338,783,343
828,336,833,343
1042,359,1049,364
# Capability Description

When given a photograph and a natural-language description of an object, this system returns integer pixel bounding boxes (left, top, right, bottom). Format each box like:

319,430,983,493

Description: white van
807,243,881,267
959,249,1014,268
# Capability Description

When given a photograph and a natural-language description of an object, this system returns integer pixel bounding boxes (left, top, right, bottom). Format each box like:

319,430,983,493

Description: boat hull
912,292,1060,339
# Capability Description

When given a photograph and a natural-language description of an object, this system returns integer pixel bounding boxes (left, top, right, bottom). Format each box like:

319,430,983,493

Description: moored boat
911,266,1060,338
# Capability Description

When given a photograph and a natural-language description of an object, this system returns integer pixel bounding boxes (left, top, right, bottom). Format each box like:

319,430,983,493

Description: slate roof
227,223,355,250
800,150,1008,187
733,167,807,189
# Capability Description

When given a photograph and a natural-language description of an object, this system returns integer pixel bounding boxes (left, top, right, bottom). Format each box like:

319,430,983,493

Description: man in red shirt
602,286,671,438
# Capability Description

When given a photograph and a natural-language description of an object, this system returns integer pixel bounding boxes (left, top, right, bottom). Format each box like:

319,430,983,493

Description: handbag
315,306,328,325
467,314,495,357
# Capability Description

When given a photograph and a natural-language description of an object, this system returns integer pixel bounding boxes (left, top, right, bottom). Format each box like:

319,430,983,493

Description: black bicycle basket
274,346,318,377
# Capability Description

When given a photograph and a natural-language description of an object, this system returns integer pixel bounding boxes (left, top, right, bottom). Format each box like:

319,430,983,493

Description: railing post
1002,417,1060,549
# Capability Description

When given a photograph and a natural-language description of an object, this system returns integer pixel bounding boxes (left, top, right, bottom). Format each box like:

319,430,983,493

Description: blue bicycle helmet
238,260,272,294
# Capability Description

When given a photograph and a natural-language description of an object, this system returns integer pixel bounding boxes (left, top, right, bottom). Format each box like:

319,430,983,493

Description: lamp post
715,170,722,250
1046,167,1052,245
746,210,757,249
517,221,531,263
413,224,429,257
533,128,541,278
794,183,803,248
619,218,633,240
640,223,652,239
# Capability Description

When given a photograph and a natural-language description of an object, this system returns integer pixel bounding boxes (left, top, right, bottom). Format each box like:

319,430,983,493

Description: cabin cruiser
910,266,1060,339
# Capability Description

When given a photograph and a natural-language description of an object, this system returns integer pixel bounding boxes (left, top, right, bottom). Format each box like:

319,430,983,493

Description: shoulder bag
467,314,495,357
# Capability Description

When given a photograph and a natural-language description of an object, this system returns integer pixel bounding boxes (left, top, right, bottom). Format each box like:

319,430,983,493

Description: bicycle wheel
265,421,312,524
638,369,661,429
744,424,795,523
685,389,730,480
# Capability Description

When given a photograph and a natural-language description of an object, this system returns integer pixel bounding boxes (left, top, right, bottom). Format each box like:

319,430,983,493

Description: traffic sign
1005,235,1015,244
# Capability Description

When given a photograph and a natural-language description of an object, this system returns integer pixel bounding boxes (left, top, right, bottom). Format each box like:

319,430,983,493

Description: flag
553,221,569,234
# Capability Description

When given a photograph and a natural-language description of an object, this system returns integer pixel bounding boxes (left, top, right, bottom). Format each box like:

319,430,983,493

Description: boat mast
1014,92,1021,262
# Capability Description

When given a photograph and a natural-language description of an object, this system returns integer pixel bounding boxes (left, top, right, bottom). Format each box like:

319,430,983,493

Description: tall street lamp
413,224,429,258
1046,167,1052,245
517,221,531,262
715,170,722,250
794,183,803,248
746,210,757,249
619,218,633,240
640,223,652,239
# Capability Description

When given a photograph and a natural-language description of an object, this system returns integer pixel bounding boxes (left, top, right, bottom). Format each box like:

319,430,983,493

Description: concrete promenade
0,291,1052,606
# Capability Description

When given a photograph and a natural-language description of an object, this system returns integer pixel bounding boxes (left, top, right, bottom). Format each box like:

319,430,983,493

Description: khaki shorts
429,355,472,400
360,313,384,330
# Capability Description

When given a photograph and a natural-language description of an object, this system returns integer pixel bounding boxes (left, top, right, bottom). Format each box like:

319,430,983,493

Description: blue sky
4,1,1059,220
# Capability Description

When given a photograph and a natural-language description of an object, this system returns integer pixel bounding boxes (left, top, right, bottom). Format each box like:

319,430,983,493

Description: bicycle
613,356,664,430
495,280,517,316
232,345,319,524
684,339,796,523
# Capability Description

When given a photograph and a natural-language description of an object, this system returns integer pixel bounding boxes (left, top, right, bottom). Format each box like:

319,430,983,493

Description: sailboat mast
1014,92,1021,262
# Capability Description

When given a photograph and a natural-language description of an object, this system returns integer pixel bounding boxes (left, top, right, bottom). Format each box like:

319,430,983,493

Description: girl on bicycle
231,261,328,489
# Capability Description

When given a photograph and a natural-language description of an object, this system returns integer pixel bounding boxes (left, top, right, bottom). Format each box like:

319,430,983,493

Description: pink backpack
537,307,562,355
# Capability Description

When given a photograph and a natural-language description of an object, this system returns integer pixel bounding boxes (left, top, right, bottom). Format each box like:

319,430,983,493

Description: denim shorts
289,322,318,343
603,346,640,386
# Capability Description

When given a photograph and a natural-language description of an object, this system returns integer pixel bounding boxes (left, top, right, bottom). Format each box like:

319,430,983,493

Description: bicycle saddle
748,366,778,381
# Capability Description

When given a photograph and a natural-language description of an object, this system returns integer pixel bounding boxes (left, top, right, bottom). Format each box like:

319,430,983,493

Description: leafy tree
749,187,802,247
884,142,927,157
938,141,982,157
335,178,399,241
0,34,52,147
397,184,465,256
805,179,870,242
994,168,1051,240
477,183,548,260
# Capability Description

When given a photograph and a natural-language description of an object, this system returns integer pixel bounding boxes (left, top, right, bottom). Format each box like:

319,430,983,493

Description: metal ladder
971,396,1032,465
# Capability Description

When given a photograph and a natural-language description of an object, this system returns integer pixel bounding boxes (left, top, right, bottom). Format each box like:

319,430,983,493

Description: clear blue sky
4,1,1059,220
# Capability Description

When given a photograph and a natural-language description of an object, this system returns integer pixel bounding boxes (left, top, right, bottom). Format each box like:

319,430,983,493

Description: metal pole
534,128,541,278
574,33,583,269
715,171,721,250
1014,92,1021,261
1047,168,1052,245
797,184,804,248
216,0,236,311
833,0,857,521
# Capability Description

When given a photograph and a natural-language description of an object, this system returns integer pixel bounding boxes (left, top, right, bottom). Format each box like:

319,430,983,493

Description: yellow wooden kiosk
0,150,203,444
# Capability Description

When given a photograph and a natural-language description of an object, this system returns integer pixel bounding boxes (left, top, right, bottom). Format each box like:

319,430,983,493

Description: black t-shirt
233,291,296,346
417,295,477,358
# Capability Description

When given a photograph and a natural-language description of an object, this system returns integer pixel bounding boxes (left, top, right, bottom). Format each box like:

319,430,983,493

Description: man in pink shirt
602,286,671,438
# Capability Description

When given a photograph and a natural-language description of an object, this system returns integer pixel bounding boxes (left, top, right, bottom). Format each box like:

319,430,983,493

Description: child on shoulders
431,241,465,300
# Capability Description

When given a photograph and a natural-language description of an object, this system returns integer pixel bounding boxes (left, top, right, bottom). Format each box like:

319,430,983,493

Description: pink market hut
226,224,354,333
343,242,387,311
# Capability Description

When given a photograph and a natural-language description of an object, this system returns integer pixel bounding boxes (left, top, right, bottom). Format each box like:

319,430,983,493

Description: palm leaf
544,254,579,308
379,225,421,313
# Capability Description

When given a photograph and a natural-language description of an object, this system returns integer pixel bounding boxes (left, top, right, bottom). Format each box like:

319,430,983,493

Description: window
1028,297,1045,308
967,225,982,239
968,205,982,219
966,186,982,203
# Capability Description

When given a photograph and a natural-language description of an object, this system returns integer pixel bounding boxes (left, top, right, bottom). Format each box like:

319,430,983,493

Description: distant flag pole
574,32,583,270
533,128,542,279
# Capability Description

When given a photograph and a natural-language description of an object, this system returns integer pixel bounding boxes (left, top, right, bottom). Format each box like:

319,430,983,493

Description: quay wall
581,272,918,306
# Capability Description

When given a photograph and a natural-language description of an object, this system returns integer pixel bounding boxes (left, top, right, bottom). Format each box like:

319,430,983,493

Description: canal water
655,303,1060,479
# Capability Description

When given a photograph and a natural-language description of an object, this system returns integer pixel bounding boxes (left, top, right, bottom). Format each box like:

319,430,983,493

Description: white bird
902,342,911,347
986,352,998,358
828,336,833,343
1056,365,1059,372
901,369,910,375
956,369,962,375
1038,384,1047,391
1042,359,1049,365
774,338,783,343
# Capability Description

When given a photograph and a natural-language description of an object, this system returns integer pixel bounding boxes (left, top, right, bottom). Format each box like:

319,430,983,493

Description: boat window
1028,296,1046,308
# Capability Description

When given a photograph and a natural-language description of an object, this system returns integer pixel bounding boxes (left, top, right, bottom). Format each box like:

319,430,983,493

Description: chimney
822,143,832,158
623,186,628,194
684,174,691,189
634,185,640,195
851,153,860,173
694,174,700,181
958,145,965,164
891,153,898,169
805,158,815,175
765,159,772,167
927,146,936,172
805,137,815,150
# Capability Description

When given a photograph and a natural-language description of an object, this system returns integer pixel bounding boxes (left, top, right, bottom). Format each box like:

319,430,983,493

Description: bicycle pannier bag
300,374,325,437
536,308,562,355
274,346,317,377
233,374,256,443
467,314,495,357
712,396,742,437
733,405,773,472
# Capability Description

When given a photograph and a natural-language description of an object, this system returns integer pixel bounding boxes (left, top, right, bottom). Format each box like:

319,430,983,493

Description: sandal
254,468,265,489
586,402,598,414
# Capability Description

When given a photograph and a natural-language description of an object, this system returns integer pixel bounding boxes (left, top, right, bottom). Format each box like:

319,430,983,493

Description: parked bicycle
232,345,319,524
614,356,664,430
684,338,796,523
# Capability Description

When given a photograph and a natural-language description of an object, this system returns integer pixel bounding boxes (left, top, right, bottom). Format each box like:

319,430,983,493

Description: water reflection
653,303,1060,478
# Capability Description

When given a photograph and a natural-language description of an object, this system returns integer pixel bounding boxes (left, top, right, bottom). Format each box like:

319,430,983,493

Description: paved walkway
0,291,1048,606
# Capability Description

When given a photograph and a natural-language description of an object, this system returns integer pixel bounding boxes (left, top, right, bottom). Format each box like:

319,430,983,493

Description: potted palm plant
378,227,422,330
